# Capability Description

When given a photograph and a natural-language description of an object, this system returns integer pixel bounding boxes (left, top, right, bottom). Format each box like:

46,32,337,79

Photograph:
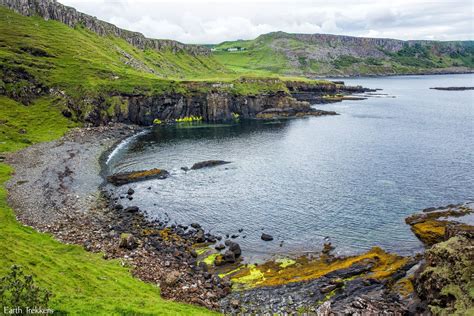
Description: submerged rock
190,160,231,170
261,233,274,241
107,168,169,186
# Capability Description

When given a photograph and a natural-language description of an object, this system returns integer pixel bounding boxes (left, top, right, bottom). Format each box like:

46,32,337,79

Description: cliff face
82,80,362,126
0,0,209,55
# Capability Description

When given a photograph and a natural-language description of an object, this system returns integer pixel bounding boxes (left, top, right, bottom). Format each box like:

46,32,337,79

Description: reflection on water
107,74,474,260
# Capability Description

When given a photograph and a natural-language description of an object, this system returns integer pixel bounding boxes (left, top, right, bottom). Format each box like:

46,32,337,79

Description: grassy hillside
0,5,234,98
213,32,474,76
0,95,218,315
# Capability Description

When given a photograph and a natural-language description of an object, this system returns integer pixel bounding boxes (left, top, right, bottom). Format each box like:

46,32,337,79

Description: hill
213,31,474,76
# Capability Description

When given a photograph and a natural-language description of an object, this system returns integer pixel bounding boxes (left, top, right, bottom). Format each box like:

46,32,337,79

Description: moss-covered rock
107,168,169,186
415,236,474,315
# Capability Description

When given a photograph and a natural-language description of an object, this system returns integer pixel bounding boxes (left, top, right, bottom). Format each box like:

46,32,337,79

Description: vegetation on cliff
213,32,474,76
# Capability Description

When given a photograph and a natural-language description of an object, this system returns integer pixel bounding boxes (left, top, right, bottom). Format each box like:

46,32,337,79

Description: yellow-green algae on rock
405,205,473,246
228,247,408,289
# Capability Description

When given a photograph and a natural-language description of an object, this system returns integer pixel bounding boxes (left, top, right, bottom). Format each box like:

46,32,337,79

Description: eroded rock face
125,91,320,124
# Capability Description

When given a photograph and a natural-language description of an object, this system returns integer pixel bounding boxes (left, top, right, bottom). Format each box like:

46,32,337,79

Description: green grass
0,95,218,314
213,35,294,75
0,6,232,97
0,96,78,152
0,6,323,107
213,32,474,76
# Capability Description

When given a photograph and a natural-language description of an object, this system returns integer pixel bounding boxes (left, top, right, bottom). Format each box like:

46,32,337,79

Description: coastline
5,122,473,314
314,69,474,79
4,124,231,309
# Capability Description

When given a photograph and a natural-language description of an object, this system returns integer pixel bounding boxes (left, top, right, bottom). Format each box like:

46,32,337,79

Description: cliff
214,31,474,76
0,0,210,56
62,79,365,125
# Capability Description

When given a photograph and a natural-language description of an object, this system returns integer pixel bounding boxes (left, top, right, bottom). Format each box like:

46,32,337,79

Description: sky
60,0,474,44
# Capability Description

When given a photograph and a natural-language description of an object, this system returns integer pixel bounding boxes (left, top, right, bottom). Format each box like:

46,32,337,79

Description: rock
414,235,474,315
214,254,225,266
430,87,474,91
127,188,135,195
190,223,201,229
195,229,205,243
181,167,189,172
230,299,240,309
223,250,236,263
322,242,335,256
163,270,181,286
107,168,169,186
124,206,139,213
320,284,337,294
225,241,241,257
119,233,137,250
231,234,239,239
198,262,208,272
114,204,123,210
215,244,225,251
190,160,231,170
261,233,274,241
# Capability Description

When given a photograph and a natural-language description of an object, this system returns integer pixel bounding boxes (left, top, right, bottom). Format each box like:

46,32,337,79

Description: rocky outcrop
107,168,170,186
125,90,318,124
190,160,231,170
415,236,474,315
430,87,474,91
405,203,473,246
408,202,474,315
84,80,364,125
286,80,373,103
0,0,209,56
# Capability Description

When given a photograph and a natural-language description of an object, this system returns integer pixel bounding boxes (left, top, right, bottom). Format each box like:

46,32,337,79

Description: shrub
0,266,52,312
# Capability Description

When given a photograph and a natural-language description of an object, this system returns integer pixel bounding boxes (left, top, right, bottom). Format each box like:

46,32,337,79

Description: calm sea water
107,74,474,260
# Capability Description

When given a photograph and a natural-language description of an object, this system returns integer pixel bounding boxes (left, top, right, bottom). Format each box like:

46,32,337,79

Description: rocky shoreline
5,124,473,314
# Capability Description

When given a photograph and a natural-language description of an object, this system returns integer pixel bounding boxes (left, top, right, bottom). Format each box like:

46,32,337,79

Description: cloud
60,0,474,43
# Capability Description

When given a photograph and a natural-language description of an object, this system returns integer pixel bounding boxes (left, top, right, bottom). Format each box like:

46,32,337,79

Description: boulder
225,240,241,257
124,206,139,213
223,250,236,263
163,270,181,286
261,233,274,241
119,233,137,250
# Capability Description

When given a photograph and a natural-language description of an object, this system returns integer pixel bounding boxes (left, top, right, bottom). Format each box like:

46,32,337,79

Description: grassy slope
0,7,326,103
213,37,292,75
213,33,474,76
0,96,217,315
0,6,233,97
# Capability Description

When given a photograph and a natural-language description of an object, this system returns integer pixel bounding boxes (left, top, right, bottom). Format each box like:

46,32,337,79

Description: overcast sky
60,0,474,44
